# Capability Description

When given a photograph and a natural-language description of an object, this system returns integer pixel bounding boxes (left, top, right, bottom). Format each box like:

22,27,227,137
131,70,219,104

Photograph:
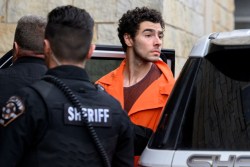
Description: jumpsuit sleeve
0,88,47,166
111,110,134,167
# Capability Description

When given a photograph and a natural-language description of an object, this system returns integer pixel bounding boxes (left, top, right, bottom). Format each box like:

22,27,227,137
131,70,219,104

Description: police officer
0,5,134,167
0,15,47,107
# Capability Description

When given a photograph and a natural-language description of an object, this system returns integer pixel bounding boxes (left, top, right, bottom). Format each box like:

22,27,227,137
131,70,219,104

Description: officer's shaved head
45,5,94,62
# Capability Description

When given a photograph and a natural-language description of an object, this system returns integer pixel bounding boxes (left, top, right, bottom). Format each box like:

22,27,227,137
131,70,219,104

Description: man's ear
124,33,133,47
44,39,51,57
12,42,19,61
44,39,54,67
86,44,95,59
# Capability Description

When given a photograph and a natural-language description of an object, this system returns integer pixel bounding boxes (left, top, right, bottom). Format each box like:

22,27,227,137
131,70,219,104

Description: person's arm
0,115,29,166
112,111,134,167
0,89,47,166
133,123,153,155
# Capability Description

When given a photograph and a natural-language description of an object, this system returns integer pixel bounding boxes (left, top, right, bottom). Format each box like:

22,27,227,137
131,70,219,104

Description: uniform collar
46,65,90,81
14,57,46,65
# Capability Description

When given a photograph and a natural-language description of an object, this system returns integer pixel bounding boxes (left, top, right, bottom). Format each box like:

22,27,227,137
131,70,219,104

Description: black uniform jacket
0,65,134,167
0,57,47,107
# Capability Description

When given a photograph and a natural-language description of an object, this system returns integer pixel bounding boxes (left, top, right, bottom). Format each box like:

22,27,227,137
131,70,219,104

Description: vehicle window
149,58,201,149
85,58,122,82
180,48,250,150
150,48,250,151
0,50,13,69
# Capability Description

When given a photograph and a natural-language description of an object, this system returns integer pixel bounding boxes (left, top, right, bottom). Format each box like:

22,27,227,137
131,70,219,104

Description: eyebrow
142,28,163,34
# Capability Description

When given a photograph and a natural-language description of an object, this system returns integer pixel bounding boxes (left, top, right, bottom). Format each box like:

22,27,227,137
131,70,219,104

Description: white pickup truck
139,29,250,167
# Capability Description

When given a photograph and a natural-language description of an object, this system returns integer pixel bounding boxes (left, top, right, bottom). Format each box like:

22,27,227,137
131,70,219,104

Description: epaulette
95,84,105,92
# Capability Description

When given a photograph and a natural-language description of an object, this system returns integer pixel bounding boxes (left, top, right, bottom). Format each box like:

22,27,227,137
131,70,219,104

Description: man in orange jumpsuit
96,7,175,166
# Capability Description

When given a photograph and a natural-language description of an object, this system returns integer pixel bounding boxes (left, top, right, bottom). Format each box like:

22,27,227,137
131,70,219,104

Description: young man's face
131,21,163,62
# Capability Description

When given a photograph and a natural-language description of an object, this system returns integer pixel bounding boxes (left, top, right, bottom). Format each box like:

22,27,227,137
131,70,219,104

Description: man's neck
123,58,152,87
16,49,45,60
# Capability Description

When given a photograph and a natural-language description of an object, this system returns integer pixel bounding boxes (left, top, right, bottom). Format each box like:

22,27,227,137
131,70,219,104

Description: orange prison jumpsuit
96,59,175,166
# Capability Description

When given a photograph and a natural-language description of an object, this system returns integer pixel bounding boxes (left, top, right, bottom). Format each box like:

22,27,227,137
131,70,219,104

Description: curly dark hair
118,7,165,52
45,5,94,62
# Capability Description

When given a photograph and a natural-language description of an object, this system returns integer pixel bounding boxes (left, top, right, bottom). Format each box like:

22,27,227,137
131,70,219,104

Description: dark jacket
0,56,47,107
0,65,134,167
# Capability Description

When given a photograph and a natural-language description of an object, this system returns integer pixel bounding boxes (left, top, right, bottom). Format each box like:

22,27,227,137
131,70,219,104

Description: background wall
0,0,235,77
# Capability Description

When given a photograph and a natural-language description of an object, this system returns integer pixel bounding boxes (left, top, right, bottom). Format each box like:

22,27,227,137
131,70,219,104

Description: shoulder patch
0,96,25,127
